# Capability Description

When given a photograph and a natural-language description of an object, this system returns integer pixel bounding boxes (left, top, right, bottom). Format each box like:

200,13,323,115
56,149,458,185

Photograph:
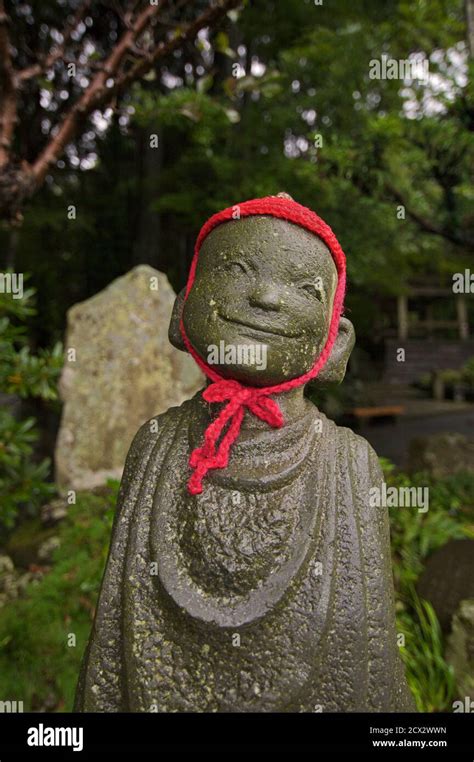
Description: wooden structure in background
384,284,473,384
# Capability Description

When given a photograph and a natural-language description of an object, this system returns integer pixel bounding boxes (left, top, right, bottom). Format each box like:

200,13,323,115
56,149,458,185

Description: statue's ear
168,287,187,351
311,317,355,386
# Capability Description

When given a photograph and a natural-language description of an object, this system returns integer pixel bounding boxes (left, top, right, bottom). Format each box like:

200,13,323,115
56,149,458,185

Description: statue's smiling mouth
218,313,301,338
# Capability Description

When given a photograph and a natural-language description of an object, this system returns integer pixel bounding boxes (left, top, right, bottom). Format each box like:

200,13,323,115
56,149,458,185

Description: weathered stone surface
408,433,474,478
446,599,474,701
416,539,474,633
75,213,413,712
55,266,203,490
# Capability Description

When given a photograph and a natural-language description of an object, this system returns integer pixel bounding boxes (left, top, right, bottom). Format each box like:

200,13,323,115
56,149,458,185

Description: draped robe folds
74,396,415,713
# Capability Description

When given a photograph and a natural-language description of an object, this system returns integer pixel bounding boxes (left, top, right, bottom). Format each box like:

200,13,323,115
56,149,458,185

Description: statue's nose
248,284,282,312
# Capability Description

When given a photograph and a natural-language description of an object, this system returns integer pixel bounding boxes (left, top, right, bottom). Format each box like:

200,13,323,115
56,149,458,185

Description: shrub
382,459,474,712
398,592,456,713
0,280,62,532
0,483,118,711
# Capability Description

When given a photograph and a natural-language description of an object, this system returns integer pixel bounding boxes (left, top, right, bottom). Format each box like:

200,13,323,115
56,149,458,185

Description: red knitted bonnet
180,196,347,495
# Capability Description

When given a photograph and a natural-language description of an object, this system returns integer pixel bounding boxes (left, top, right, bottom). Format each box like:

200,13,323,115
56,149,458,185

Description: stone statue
75,195,414,712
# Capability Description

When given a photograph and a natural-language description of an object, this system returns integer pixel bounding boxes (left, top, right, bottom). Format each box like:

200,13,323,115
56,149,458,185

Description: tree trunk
467,0,474,58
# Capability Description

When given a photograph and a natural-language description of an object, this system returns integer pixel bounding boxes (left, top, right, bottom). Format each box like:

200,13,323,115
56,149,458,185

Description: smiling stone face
182,216,337,386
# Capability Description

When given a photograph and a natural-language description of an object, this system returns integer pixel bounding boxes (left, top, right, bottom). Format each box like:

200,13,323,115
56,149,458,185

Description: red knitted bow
180,196,347,495
188,379,284,495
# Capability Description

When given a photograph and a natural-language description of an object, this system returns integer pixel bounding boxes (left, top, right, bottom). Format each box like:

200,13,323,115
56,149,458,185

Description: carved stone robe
75,396,414,712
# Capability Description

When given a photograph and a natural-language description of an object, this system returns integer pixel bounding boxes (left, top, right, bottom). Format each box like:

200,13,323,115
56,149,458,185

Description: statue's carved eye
301,282,323,301
227,260,248,275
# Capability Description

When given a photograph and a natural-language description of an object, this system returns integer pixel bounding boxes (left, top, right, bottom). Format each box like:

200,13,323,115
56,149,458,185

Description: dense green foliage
386,461,474,711
0,284,61,531
398,594,456,713
0,484,117,711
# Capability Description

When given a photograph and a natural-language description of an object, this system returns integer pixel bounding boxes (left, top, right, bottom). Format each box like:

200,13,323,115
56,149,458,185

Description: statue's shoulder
333,423,383,481
118,396,201,497
131,396,200,453
332,424,390,537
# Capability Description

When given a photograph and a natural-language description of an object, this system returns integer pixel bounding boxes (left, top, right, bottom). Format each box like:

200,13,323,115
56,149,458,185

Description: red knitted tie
180,196,347,495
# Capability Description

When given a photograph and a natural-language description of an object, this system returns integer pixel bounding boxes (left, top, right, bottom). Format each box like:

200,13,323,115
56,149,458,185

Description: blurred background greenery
0,0,474,712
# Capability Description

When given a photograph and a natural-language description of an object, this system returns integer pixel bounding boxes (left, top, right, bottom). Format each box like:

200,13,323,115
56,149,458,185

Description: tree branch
31,0,240,185
114,0,241,93
31,0,165,183
386,182,472,249
0,0,17,167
